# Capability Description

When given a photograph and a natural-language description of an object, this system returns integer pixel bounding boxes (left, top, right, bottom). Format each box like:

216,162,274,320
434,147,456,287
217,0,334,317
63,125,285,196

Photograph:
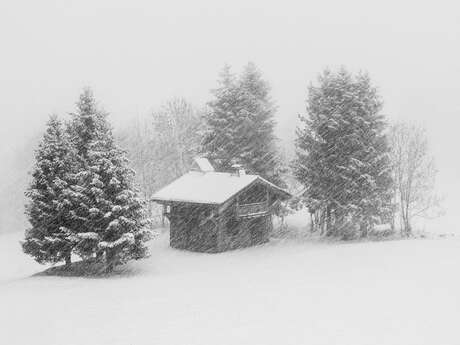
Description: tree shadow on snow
32,259,144,279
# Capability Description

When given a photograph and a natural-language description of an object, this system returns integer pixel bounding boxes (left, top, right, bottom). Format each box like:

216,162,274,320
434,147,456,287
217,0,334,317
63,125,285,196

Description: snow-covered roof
151,171,290,205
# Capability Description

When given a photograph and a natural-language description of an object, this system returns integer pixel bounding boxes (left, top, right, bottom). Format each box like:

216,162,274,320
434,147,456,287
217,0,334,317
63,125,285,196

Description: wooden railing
237,201,269,218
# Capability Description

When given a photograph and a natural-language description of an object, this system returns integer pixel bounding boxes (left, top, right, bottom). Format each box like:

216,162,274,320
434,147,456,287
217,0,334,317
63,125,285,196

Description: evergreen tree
202,63,283,185
75,134,150,271
294,68,393,238
201,65,239,169
68,88,150,271
65,88,108,258
22,115,78,265
68,88,110,160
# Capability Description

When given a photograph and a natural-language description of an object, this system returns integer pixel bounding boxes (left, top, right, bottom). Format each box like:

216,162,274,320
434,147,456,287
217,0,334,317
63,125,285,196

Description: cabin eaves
150,171,290,205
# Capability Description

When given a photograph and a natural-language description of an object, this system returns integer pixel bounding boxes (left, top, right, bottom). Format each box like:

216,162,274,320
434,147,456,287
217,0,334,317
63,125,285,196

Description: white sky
0,0,459,230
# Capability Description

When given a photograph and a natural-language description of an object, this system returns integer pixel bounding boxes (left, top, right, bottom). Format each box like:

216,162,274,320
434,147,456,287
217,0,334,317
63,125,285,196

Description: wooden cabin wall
217,200,251,251
167,182,276,253
169,204,218,252
238,183,268,204
247,215,272,245
217,199,272,252
169,205,187,250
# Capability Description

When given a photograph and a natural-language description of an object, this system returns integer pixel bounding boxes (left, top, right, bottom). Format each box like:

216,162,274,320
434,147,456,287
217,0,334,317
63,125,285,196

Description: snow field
1,230,459,345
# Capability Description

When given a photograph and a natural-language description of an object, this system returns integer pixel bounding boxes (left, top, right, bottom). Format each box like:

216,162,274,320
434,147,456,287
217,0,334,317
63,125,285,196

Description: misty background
1,0,459,234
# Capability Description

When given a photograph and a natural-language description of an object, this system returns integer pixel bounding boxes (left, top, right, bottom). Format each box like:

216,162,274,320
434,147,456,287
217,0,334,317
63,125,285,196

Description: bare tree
117,115,158,199
118,98,204,193
389,122,441,236
117,98,205,226
152,98,204,185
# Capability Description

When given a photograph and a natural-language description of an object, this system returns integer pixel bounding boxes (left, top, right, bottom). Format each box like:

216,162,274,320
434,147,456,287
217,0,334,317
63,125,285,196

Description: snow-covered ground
1,226,460,345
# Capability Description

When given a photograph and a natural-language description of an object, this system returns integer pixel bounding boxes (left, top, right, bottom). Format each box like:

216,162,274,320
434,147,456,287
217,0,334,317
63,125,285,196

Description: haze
0,0,459,233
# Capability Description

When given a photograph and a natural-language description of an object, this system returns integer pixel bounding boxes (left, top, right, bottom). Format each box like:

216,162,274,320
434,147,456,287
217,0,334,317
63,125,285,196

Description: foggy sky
0,0,459,232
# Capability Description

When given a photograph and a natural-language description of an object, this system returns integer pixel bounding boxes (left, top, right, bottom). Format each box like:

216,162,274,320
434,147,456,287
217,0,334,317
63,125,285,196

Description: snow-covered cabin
151,158,291,252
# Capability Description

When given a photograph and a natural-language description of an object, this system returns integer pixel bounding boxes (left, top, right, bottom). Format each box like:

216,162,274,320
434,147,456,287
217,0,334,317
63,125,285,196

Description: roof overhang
149,172,292,206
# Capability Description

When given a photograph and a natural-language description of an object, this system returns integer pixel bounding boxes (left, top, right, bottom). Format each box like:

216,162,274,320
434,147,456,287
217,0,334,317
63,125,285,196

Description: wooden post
161,204,166,227
216,214,223,252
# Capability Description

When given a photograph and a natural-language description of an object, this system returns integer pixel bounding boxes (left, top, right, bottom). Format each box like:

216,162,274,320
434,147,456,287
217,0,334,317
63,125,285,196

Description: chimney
231,164,246,177
191,157,215,173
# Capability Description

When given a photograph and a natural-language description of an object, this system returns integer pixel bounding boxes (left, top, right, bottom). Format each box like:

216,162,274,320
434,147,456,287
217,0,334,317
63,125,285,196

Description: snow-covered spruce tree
201,65,240,169
68,88,150,272
294,68,393,238
202,63,284,185
22,115,78,265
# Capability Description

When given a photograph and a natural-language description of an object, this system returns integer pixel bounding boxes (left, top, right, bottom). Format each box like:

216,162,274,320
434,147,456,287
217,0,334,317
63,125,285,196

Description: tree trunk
325,206,332,236
390,212,395,233
310,212,314,233
96,250,104,261
106,262,114,274
319,210,326,236
405,203,412,237
400,200,412,237
405,217,412,237
279,214,285,232
360,220,369,238
105,249,115,273
65,253,71,266
400,199,407,237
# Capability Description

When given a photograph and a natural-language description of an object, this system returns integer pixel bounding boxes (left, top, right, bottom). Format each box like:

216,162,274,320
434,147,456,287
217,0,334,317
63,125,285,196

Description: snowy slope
1,230,460,345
